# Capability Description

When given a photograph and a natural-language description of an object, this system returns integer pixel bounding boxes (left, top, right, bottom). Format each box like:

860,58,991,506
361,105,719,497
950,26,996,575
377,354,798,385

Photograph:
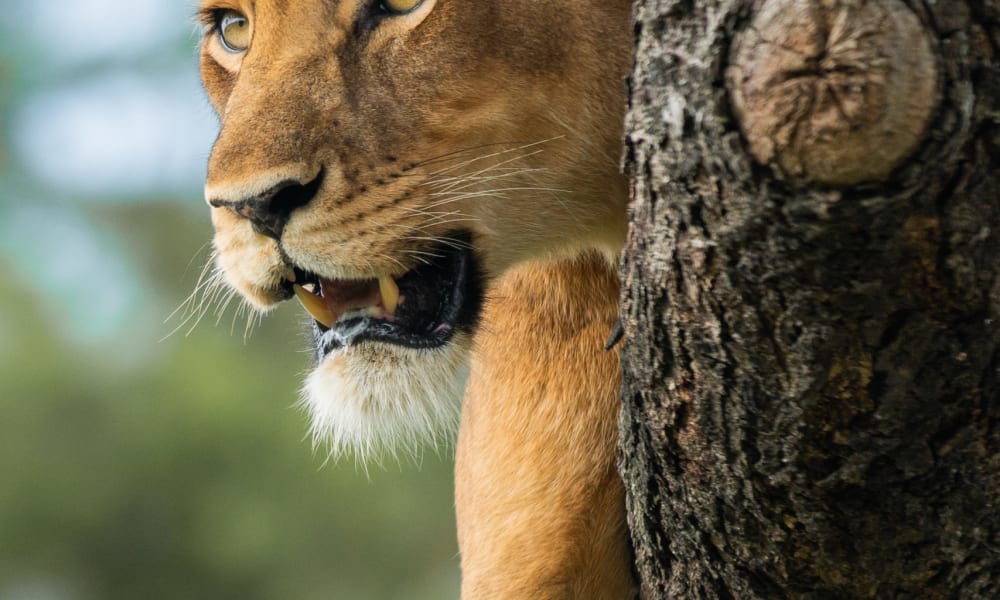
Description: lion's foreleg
455,253,636,599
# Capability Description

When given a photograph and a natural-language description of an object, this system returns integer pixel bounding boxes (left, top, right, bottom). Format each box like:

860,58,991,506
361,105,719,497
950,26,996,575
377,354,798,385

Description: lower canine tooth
379,276,400,315
293,284,336,328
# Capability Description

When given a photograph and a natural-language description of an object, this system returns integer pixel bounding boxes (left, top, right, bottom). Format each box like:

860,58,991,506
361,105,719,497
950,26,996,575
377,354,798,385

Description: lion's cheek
300,334,473,460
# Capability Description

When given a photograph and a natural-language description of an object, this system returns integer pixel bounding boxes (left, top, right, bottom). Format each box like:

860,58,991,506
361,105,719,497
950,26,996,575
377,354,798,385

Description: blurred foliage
0,3,459,599
0,207,459,600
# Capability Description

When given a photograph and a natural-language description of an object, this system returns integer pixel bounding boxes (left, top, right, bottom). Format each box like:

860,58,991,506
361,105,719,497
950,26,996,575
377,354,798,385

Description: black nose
209,170,323,240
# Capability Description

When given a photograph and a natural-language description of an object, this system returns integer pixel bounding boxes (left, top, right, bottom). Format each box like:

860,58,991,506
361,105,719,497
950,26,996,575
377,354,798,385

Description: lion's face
198,0,631,457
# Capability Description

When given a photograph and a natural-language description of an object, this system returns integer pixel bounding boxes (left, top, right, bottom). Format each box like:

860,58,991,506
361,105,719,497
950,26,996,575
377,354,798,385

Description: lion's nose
209,170,323,240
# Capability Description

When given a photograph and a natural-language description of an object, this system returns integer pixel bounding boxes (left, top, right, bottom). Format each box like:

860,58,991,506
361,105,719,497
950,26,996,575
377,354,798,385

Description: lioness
198,0,635,596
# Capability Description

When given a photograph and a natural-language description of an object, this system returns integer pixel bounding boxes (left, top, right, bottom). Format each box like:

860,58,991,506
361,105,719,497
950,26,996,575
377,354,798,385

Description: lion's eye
380,0,423,14
217,10,251,53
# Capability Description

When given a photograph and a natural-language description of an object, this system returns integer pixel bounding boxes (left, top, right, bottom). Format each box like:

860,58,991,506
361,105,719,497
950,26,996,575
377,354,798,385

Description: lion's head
198,0,631,457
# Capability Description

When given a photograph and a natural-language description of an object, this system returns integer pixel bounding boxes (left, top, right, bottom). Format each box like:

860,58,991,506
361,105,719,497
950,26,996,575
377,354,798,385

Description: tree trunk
618,1,1000,598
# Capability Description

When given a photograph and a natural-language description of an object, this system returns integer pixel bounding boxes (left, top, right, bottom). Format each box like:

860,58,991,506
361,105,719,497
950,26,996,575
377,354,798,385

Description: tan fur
198,0,635,596
457,254,633,598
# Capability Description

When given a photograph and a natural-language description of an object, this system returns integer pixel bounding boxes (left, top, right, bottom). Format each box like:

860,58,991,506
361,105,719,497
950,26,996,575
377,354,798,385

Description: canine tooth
293,284,336,328
378,276,399,315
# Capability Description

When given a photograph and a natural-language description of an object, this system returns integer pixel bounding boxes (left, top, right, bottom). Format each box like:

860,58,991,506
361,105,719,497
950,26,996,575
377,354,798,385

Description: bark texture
619,0,1000,597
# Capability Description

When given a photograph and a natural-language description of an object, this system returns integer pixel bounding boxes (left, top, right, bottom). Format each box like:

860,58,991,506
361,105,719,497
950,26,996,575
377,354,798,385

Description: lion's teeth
378,276,399,316
293,284,335,328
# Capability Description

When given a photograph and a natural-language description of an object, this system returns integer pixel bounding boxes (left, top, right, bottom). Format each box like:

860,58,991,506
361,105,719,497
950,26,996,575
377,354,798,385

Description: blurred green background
0,2,458,598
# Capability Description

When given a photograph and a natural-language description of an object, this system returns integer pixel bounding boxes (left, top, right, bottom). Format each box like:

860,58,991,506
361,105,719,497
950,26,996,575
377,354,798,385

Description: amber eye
380,0,422,14
217,10,251,53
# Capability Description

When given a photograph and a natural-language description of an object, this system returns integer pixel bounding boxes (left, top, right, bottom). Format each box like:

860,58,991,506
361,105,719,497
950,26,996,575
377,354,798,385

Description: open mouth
287,233,482,361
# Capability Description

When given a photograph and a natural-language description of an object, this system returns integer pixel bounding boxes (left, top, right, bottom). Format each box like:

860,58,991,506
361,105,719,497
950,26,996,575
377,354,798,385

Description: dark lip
307,232,482,362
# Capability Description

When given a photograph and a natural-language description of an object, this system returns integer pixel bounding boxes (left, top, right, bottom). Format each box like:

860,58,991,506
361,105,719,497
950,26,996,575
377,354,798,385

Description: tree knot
727,0,940,186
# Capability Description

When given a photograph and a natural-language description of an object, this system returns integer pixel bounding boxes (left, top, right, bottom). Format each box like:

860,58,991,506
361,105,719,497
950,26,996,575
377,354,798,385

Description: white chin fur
300,333,471,463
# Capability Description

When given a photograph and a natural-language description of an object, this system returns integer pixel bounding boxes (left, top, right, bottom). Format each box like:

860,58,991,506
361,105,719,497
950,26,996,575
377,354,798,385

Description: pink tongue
319,278,381,321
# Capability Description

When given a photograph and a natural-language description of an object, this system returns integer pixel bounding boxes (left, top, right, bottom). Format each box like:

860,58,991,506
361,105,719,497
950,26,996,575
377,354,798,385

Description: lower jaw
300,332,473,460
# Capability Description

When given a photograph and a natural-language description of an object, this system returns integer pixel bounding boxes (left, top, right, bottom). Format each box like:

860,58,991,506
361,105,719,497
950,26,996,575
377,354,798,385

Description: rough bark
619,0,1000,597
